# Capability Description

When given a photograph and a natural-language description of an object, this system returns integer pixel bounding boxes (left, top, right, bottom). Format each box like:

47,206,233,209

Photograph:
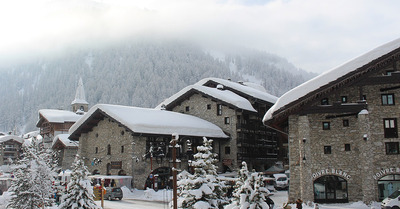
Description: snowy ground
0,187,383,209
96,188,382,209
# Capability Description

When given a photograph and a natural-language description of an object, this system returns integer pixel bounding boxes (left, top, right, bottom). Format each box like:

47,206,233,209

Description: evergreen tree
226,162,271,209
7,139,56,209
59,155,100,209
175,137,224,209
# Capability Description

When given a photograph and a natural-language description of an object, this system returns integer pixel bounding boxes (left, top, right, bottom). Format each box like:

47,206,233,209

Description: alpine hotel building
263,38,400,204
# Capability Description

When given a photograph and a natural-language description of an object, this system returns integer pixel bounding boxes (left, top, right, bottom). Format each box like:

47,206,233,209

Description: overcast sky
0,0,399,73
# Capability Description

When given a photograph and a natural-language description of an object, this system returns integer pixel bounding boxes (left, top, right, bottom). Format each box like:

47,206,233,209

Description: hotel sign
312,168,351,180
373,167,400,180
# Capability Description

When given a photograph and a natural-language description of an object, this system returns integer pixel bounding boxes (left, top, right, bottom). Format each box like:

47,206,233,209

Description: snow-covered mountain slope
0,41,315,133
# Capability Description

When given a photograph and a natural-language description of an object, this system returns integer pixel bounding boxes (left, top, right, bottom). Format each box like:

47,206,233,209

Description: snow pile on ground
121,187,172,202
268,191,382,209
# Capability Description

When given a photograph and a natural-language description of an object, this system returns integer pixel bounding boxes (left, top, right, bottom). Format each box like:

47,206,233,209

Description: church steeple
71,77,89,114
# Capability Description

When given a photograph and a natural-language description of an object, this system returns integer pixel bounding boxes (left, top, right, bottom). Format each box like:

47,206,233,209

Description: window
107,144,111,155
207,104,211,109
386,70,395,75
343,119,349,127
321,98,329,105
384,118,398,138
95,147,98,154
121,146,124,153
382,94,395,105
217,104,222,115
341,96,348,103
362,95,367,101
322,122,330,130
345,144,351,151
185,106,190,112
385,142,399,154
224,117,230,124
225,146,231,155
324,146,332,154
121,131,125,135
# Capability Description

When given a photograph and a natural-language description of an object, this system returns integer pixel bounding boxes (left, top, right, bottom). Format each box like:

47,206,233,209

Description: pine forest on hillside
0,41,316,134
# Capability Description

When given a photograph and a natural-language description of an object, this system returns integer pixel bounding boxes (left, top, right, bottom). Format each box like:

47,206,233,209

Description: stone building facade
264,39,400,203
157,78,281,172
51,134,79,170
69,104,228,189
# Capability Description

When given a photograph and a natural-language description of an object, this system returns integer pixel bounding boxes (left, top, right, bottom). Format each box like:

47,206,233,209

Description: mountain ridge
0,41,316,134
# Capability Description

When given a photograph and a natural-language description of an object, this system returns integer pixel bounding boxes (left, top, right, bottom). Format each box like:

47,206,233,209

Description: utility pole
101,178,105,208
171,133,179,209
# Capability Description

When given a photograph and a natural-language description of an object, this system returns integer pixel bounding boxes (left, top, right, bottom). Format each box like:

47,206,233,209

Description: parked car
273,173,289,190
105,187,123,201
382,189,400,209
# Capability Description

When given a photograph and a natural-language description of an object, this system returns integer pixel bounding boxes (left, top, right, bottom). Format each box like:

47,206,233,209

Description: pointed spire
71,77,89,113
71,77,88,105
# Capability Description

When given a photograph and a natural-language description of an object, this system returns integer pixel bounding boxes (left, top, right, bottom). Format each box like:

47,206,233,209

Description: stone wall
171,93,240,170
78,117,134,181
60,147,78,170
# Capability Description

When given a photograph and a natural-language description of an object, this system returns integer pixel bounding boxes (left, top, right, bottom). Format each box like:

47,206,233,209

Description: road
99,199,169,209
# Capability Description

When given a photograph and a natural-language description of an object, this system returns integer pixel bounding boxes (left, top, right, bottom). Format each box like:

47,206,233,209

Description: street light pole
171,133,179,209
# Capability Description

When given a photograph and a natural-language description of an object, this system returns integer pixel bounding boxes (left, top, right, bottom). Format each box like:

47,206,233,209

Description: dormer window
321,98,329,105
386,70,395,76
341,96,348,103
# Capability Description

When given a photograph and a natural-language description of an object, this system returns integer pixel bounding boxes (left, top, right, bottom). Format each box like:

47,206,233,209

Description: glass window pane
388,95,394,104
382,95,388,105
390,120,395,128
385,120,390,128
314,183,325,199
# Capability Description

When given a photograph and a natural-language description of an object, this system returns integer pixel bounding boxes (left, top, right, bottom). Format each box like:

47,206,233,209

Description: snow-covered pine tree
7,139,57,209
58,154,100,209
175,137,225,209
225,162,271,209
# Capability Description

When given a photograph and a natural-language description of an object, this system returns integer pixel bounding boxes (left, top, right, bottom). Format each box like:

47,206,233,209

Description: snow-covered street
98,199,168,209
95,189,382,209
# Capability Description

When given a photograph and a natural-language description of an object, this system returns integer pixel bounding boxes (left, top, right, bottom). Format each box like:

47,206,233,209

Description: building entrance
314,175,348,203
378,174,400,201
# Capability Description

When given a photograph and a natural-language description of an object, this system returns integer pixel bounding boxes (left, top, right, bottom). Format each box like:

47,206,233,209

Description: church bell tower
71,77,89,114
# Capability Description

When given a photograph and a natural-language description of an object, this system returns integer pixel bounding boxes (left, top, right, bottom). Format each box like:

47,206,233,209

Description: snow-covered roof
0,135,24,144
52,134,78,148
263,37,400,122
155,85,257,112
69,104,229,139
197,77,278,104
38,109,83,124
71,77,88,105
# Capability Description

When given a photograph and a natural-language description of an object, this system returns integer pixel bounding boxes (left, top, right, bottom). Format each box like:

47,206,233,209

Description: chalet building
51,134,79,170
68,104,228,189
37,78,88,148
0,135,24,165
156,78,281,172
263,38,400,204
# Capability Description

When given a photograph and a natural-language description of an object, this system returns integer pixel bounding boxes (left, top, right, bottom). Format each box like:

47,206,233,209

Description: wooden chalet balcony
299,101,367,116
238,152,278,161
40,126,52,135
